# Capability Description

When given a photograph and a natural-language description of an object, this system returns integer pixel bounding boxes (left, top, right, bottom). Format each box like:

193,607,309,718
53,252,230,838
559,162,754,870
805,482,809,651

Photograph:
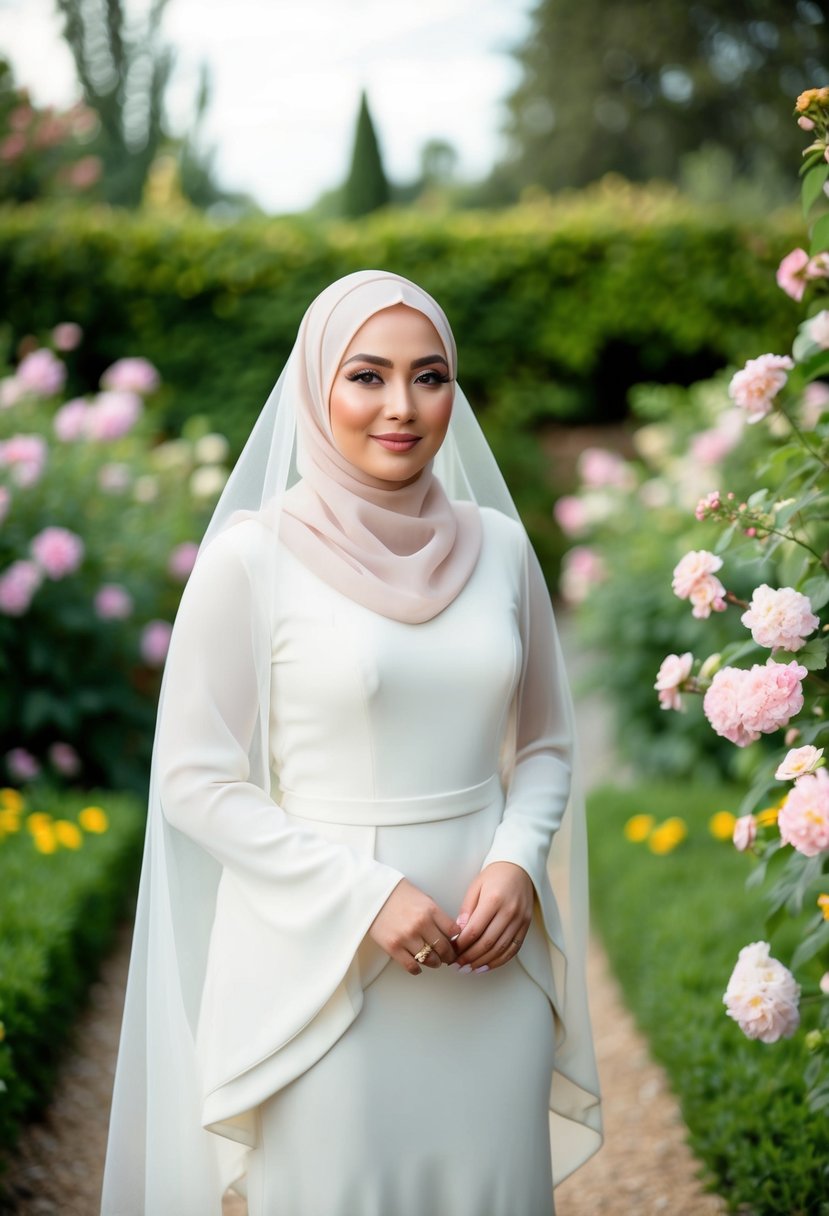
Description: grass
588,781,829,1216
0,785,145,1159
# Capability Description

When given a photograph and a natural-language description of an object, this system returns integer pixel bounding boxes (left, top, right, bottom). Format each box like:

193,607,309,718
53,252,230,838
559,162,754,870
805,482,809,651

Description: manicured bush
0,785,145,1156
589,781,829,1214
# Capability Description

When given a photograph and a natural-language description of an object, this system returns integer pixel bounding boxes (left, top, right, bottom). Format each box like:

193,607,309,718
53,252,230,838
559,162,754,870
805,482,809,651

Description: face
328,304,454,488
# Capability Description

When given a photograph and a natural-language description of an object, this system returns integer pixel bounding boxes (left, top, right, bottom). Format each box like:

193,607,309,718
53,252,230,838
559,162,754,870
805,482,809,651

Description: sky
0,0,534,212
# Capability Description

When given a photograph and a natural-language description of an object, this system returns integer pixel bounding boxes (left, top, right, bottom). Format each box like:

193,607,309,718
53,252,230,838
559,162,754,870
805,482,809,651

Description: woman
101,271,601,1215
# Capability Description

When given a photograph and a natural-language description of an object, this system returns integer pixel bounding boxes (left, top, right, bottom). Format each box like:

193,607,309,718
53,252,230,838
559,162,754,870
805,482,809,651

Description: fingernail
459,964,472,974
449,962,460,970
450,933,460,942
474,965,490,974
456,912,469,928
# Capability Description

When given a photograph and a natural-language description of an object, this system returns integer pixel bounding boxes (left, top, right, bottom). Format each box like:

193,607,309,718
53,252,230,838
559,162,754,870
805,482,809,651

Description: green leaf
791,919,829,971
801,150,828,177
793,329,820,363
801,575,829,611
811,212,829,256
803,164,829,215
797,637,829,671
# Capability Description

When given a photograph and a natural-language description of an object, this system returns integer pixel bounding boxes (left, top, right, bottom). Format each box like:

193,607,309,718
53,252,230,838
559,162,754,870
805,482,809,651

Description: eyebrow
342,353,449,369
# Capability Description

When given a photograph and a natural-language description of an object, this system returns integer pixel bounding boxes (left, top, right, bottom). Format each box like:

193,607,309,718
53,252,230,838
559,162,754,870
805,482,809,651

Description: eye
346,369,383,385
415,370,451,386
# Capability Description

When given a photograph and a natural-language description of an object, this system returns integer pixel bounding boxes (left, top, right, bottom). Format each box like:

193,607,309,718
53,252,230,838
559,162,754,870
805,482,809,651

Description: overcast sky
0,0,534,212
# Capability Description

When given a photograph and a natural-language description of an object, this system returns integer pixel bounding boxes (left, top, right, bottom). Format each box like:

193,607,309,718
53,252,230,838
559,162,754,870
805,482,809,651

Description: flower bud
732,814,757,853
698,653,722,681
805,1029,824,1051
798,115,816,131
784,727,801,746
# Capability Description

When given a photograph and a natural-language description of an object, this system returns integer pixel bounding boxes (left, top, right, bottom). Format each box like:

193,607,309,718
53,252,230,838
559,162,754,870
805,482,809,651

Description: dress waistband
279,773,502,827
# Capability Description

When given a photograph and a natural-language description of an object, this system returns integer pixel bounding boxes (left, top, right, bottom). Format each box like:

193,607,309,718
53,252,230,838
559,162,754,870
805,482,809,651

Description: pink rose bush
778,768,829,857
740,585,819,652
728,354,794,423
654,652,693,711
30,526,84,579
723,942,800,1043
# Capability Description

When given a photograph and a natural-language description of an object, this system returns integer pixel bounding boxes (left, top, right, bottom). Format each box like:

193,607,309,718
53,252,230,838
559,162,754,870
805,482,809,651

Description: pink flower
654,652,694,711
100,357,160,396
672,550,727,618
553,495,588,536
559,546,607,605
798,115,816,131
94,583,133,620
703,660,807,748
167,541,199,582
0,486,10,526
820,973,829,996
141,619,172,667
741,585,819,652
0,377,24,409
691,429,732,466
30,526,85,580
53,398,89,442
5,747,41,783
83,391,142,441
724,942,800,1044
807,252,829,281
578,447,632,490
98,462,131,493
732,815,757,853
807,310,829,349
694,490,722,522
17,348,66,397
775,745,824,781
0,434,47,487
776,248,810,301
0,560,42,615
729,354,794,423
802,381,829,429
51,322,83,352
48,741,81,777
778,768,829,857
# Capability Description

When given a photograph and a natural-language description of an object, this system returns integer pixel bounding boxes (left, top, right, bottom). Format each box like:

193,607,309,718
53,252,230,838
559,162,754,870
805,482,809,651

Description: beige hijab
278,271,482,623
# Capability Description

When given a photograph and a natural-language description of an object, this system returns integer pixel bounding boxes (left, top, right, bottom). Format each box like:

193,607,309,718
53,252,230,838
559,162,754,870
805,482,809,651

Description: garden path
1,621,726,1215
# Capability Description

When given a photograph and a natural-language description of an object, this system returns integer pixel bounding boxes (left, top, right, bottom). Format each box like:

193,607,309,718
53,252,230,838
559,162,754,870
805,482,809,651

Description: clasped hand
368,862,534,976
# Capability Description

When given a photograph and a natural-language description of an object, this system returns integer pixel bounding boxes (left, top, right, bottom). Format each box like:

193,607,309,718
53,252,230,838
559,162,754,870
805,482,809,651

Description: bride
101,270,601,1215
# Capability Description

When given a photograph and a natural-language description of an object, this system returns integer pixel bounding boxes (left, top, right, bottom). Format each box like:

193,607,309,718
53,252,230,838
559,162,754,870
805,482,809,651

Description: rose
807,310,829,349
5,747,41,783
0,377,24,409
553,495,589,536
16,348,66,397
0,560,42,615
732,814,757,853
94,584,134,620
778,768,829,857
0,434,47,486
559,546,606,605
577,447,633,490
728,354,794,423
740,585,820,652
672,550,727,619
84,391,142,441
100,357,160,395
703,660,807,747
48,742,81,776
775,745,824,781
723,941,800,1044
654,652,693,711
51,322,82,352
53,399,89,442
167,542,199,582
30,526,85,579
141,620,172,666
776,249,810,301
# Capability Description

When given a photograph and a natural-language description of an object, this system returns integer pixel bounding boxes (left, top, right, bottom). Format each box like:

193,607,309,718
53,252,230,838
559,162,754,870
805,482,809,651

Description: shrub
0,784,145,1155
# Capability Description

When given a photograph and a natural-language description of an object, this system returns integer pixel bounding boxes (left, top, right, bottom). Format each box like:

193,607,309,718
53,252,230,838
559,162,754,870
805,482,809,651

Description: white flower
775,745,824,781
194,432,230,465
190,465,227,499
723,941,800,1044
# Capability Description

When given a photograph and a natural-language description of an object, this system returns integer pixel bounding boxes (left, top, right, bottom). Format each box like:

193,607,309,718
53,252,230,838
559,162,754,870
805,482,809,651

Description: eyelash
345,369,451,386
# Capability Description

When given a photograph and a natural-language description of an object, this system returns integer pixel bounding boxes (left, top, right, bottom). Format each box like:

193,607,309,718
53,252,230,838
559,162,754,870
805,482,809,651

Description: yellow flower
818,894,829,921
26,812,52,833
648,817,687,854
624,814,655,842
756,806,780,828
0,809,20,833
0,788,23,813
32,827,57,854
79,805,109,834
54,820,83,850
709,811,737,841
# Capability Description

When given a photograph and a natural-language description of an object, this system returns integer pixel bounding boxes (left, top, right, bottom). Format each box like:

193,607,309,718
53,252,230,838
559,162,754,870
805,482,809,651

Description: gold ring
414,943,434,964
511,940,521,949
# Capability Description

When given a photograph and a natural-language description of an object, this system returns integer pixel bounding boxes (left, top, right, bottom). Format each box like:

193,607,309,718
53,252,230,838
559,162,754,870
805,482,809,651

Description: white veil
101,270,600,1214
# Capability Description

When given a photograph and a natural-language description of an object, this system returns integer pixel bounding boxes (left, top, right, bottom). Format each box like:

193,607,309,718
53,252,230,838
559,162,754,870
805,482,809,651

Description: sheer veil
101,271,601,1214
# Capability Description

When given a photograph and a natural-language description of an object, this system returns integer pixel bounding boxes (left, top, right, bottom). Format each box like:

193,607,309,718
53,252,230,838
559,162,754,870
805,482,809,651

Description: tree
495,0,829,199
342,90,390,217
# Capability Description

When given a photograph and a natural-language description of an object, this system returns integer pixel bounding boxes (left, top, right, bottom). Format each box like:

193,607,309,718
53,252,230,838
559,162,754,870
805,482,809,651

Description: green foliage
589,782,829,1214
342,91,390,218
0,787,145,1158
498,0,827,201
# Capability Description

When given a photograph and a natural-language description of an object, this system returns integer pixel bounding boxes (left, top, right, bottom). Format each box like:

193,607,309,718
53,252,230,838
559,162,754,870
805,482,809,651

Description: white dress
154,505,596,1215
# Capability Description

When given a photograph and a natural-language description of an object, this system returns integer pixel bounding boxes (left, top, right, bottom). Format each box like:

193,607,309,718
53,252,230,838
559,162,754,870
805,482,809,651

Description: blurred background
1,3,829,1213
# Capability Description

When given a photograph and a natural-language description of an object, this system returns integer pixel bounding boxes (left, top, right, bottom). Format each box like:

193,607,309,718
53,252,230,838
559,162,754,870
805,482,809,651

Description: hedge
0,186,802,454
0,786,145,1157
589,782,829,1214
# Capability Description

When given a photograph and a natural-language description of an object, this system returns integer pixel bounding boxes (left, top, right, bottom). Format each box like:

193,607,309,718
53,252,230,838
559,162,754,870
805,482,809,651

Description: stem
806,673,829,693
744,518,829,569
725,591,750,610
778,401,829,473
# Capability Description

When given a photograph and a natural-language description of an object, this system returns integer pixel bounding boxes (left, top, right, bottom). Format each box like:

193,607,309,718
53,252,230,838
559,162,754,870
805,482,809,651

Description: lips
370,433,421,452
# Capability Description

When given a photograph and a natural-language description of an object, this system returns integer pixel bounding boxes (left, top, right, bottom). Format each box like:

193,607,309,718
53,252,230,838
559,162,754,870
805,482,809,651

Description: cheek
329,383,376,438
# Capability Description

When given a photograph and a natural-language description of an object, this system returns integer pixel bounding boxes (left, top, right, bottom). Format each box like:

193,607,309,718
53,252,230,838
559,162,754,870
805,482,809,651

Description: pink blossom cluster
17,348,67,398
167,542,199,582
776,247,829,302
0,560,42,615
5,747,40,782
559,546,607,605
741,585,820,652
723,941,800,1043
694,490,722,522
778,768,829,857
52,322,83,352
728,354,794,423
54,392,143,443
30,526,84,580
672,550,727,619
703,660,807,747
141,620,173,667
49,741,81,776
654,652,693,711
95,584,133,620
577,447,633,490
100,357,160,396
553,495,588,536
0,434,47,486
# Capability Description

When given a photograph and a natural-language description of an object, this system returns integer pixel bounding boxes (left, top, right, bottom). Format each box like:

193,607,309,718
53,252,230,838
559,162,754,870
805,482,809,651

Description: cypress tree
342,90,390,217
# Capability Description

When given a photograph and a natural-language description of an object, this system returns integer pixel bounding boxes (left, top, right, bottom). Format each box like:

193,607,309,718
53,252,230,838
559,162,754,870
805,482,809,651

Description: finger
454,907,511,968
454,895,497,954
400,950,422,976
469,922,529,972
453,878,483,946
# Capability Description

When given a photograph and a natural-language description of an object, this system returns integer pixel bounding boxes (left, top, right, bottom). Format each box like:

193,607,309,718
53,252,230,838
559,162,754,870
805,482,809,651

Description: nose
383,378,416,422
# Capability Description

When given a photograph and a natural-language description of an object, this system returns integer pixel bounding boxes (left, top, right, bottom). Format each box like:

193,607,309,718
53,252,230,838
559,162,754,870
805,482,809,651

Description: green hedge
0,190,802,452
0,787,145,1157
589,782,829,1214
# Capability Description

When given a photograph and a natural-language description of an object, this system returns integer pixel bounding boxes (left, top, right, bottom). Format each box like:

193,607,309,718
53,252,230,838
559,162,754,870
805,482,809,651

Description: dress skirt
244,790,558,1216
